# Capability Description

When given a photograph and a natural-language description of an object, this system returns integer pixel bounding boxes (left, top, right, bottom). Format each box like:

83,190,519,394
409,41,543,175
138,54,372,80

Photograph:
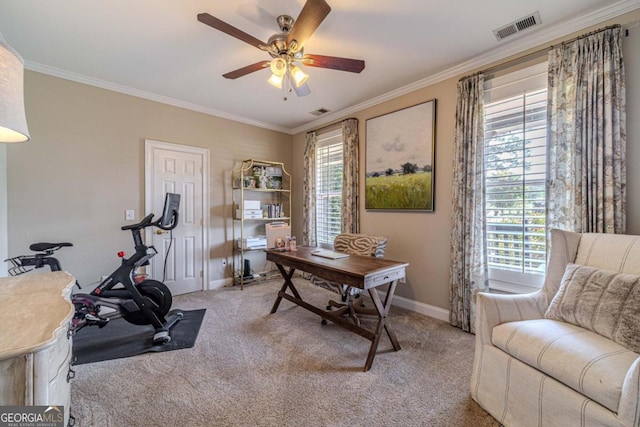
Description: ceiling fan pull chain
283,73,289,101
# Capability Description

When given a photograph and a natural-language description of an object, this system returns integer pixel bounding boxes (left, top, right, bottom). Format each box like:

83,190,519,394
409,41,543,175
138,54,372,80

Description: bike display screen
160,193,181,227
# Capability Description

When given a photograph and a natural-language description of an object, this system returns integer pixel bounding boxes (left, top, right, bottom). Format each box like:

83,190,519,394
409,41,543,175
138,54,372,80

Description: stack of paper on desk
311,249,350,260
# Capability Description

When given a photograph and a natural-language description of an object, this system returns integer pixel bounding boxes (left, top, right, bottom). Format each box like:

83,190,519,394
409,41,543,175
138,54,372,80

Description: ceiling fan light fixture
270,58,287,76
268,73,284,89
289,65,308,87
199,0,365,98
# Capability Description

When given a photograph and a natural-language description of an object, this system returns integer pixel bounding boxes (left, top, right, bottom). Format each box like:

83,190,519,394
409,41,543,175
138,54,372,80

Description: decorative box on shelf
235,200,263,219
236,236,267,250
242,200,260,210
266,222,291,249
235,209,263,219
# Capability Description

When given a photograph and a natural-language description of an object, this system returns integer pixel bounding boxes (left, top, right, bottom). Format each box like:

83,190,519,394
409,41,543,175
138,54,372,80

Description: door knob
156,230,165,235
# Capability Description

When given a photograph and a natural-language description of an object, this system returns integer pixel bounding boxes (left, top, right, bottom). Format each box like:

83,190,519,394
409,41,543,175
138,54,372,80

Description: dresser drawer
0,356,29,405
364,268,404,288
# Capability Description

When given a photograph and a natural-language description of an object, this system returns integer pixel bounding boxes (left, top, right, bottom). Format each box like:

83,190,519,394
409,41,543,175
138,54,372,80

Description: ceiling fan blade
223,61,270,79
301,54,365,73
286,0,331,51
198,13,268,51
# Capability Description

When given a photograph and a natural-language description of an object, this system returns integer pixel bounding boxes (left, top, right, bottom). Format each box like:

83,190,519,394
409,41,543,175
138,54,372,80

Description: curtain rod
308,117,357,135
469,23,623,78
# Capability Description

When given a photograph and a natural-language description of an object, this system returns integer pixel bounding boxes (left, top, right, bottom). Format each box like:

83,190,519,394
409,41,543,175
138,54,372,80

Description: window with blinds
483,63,548,292
316,128,343,246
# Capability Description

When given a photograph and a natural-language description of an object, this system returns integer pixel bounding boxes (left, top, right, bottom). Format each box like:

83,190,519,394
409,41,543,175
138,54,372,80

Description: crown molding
290,0,640,135
24,61,291,134
23,0,640,136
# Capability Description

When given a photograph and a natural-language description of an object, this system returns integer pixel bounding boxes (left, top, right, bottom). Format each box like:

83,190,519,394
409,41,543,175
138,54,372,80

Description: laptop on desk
310,249,350,260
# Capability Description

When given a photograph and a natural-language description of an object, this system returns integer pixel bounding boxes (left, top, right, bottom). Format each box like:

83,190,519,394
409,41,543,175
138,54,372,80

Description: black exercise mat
72,309,206,365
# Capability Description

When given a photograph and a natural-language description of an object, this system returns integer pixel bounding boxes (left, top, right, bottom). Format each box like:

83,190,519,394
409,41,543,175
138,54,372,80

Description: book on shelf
263,203,285,219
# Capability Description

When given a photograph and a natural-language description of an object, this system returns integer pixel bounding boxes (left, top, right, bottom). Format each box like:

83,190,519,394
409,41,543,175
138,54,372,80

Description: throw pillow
545,263,640,353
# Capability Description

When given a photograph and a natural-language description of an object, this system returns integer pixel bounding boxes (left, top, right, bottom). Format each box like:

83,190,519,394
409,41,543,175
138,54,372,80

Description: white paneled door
145,140,209,295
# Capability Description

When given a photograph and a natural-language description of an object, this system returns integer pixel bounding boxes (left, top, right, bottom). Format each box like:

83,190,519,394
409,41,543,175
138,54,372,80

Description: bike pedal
85,314,109,328
153,330,171,345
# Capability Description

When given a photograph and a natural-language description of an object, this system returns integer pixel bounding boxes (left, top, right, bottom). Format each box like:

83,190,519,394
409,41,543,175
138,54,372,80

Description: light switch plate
125,209,135,220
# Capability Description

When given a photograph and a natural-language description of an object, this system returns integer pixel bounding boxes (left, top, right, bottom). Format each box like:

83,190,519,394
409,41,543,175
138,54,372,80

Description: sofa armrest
619,356,640,427
475,291,548,345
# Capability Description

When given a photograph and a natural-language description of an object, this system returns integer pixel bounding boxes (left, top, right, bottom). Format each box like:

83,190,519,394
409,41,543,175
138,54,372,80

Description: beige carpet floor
70,278,499,427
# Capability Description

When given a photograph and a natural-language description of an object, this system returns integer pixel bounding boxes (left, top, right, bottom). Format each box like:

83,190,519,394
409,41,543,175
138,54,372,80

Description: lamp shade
0,40,30,143
289,65,308,87
269,58,287,77
267,73,283,89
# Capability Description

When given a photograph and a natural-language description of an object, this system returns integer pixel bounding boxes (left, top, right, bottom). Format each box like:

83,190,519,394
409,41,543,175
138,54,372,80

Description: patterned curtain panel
303,131,317,246
449,73,487,333
547,26,626,233
341,118,360,233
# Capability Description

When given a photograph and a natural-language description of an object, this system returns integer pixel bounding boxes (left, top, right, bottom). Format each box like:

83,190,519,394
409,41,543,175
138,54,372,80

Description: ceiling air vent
493,11,542,41
310,108,330,117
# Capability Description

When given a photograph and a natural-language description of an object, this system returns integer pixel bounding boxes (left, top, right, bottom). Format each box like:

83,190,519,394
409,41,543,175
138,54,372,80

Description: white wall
624,21,640,233
6,73,292,286
0,145,7,277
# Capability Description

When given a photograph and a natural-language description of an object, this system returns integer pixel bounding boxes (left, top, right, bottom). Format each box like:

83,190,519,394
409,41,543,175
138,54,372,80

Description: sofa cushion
492,318,639,413
545,263,640,353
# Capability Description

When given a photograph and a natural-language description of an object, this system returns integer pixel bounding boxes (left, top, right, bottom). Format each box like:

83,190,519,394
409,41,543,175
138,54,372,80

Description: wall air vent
310,108,330,116
493,11,542,41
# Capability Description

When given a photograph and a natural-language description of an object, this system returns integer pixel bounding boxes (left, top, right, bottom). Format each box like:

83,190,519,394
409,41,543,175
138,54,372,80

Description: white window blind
316,128,343,246
483,63,547,292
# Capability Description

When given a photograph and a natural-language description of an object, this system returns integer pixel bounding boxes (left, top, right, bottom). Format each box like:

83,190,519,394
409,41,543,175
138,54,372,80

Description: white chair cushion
492,318,640,413
575,233,640,275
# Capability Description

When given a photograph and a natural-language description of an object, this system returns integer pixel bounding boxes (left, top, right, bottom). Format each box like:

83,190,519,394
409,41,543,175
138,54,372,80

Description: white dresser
0,271,75,426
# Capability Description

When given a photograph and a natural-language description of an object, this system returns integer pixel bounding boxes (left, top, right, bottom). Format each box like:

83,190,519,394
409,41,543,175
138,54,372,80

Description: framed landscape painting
365,99,437,211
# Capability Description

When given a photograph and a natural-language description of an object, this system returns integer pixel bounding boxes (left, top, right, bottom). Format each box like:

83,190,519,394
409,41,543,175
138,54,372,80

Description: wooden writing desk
266,247,409,371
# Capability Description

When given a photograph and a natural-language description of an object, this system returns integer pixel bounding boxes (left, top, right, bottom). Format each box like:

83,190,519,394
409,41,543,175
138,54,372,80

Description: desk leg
270,263,297,314
364,280,400,371
381,280,401,351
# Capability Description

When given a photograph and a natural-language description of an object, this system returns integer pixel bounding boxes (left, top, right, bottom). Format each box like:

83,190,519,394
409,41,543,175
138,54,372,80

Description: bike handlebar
156,211,180,231
121,214,154,231
120,211,179,232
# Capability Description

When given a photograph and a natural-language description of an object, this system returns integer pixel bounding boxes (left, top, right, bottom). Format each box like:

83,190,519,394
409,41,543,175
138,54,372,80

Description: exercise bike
5,193,183,345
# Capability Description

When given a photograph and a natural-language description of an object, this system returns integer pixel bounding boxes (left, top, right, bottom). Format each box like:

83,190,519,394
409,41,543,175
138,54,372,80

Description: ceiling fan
197,0,365,99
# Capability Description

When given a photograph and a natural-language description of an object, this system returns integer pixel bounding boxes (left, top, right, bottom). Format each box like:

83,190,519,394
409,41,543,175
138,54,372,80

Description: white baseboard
209,277,233,290
379,291,450,322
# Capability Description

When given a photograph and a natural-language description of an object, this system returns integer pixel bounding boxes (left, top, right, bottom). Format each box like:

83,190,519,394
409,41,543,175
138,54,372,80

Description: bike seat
30,242,73,252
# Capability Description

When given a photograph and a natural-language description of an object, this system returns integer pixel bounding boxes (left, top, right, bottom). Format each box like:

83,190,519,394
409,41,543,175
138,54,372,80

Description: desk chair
310,233,387,326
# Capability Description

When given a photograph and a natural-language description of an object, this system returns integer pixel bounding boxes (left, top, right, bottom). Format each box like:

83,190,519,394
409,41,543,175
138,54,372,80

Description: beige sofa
471,229,640,427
